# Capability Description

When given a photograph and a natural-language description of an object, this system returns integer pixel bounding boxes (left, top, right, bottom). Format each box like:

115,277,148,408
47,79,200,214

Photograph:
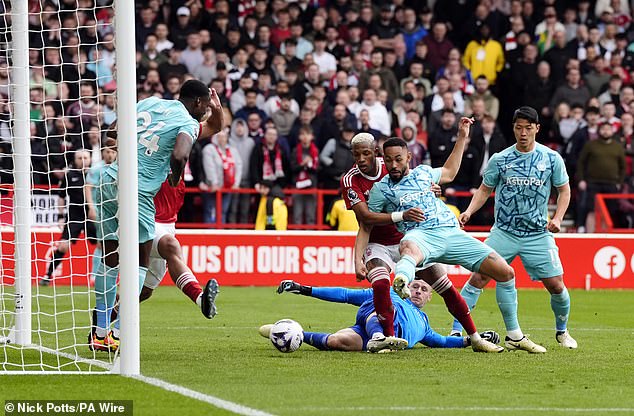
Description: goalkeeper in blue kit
260,279,500,353
452,106,577,349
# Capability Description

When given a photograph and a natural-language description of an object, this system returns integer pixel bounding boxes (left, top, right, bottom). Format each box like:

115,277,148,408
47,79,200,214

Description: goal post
115,0,140,376
11,0,32,347
0,0,139,374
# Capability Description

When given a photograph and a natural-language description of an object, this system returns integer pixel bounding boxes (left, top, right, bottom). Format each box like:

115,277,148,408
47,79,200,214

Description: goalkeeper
260,279,500,353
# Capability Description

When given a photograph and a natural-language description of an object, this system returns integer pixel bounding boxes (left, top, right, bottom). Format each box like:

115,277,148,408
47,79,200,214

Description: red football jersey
154,179,186,224
340,157,402,246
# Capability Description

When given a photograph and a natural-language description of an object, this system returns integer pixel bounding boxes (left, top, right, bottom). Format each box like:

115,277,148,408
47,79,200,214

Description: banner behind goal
0,0,138,374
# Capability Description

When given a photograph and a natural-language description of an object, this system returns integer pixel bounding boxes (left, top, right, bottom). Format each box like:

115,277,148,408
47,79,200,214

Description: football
269,319,304,353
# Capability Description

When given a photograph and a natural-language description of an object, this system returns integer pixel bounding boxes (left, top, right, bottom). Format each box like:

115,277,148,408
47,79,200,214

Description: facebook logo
593,247,626,280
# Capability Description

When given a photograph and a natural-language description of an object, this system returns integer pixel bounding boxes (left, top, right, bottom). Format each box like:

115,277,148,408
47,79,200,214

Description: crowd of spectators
1,0,634,231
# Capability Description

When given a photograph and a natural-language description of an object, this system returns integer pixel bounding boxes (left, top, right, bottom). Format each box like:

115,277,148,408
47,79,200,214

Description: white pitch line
293,406,634,413
129,374,275,416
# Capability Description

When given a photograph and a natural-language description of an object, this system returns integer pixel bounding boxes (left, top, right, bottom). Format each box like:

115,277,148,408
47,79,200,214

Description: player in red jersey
139,177,219,319
340,132,499,353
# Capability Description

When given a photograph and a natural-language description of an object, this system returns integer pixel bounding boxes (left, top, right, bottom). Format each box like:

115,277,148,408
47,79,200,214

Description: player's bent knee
158,235,183,260
366,258,390,272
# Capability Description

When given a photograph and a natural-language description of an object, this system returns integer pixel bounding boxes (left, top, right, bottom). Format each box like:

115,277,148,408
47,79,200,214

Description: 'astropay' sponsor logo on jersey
505,177,546,186
399,191,426,205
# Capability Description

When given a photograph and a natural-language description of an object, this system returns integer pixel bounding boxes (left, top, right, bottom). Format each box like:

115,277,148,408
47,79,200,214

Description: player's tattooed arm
440,117,473,184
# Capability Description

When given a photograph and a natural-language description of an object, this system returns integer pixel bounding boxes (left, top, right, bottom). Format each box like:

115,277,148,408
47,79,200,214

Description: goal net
0,0,138,373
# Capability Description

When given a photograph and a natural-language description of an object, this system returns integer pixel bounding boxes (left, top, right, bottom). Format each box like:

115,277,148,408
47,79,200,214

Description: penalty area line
129,374,275,416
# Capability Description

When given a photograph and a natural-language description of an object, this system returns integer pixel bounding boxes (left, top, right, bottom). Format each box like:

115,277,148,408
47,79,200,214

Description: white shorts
363,243,436,273
144,222,176,290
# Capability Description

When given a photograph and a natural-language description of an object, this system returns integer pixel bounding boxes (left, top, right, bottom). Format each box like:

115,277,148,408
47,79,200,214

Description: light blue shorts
402,227,493,272
485,228,563,280
96,173,155,244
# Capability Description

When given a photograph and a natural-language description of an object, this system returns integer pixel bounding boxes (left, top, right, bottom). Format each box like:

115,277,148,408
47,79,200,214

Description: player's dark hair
179,79,209,101
383,137,408,152
512,106,539,124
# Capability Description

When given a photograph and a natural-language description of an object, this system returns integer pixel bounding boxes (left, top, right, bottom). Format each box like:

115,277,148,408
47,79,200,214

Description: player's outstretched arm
459,183,493,227
199,88,224,140
548,183,571,233
352,199,425,226
439,117,473,185
168,133,194,186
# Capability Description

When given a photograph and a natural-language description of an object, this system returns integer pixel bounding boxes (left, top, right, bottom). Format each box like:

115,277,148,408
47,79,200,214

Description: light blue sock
90,247,103,282
395,254,417,283
451,283,483,333
303,332,330,350
496,278,521,334
551,288,570,332
95,265,118,336
365,314,384,338
115,266,148,331
138,266,148,294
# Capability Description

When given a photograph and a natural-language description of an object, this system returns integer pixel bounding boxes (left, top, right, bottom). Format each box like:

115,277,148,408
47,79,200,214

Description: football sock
95,265,118,338
175,272,203,305
303,332,330,350
46,249,65,278
90,247,103,282
550,288,570,332
451,282,483,334
496,278,523,339
395,254,417,283
368,268,394,336
137,266,148,293
114,266,148,331
365,314,385,339
430,279,478,336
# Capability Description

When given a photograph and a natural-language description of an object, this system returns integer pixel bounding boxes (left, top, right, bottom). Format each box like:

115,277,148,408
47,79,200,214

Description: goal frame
5,0,139,375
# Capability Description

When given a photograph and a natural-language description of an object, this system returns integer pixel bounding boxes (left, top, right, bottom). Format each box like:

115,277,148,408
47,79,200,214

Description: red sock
432,276,477,335
175,272,202,304
368,268,394,337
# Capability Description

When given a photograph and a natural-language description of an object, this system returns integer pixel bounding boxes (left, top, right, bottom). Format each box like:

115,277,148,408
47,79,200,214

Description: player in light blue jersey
90,80,224,351
261,279,501,352
368,119,546,353
84,139,117,299
453,106,577,349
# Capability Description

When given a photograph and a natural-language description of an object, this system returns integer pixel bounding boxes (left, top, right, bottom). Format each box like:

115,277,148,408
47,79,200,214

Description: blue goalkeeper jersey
105,97,200,197
311,287,463,349
483,143,569,237
368,164,459,233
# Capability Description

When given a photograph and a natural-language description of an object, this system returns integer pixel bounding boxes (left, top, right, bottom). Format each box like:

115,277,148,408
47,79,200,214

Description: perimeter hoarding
1,230,632,288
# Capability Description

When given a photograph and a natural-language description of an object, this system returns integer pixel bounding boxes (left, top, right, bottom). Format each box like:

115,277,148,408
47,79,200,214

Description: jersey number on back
137,111,165,156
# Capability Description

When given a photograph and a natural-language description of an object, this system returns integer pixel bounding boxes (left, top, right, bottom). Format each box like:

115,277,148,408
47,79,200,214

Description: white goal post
0,0,138,374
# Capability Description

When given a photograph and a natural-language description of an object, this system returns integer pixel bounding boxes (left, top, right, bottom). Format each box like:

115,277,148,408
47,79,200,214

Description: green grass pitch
2,286,634,415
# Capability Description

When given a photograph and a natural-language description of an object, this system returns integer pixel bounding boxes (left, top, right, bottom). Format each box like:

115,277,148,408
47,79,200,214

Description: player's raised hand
430,183,442,197
547,218,561,233
458,211,471,228
457,117,474,139
403,207,426,222
205,88,224,135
